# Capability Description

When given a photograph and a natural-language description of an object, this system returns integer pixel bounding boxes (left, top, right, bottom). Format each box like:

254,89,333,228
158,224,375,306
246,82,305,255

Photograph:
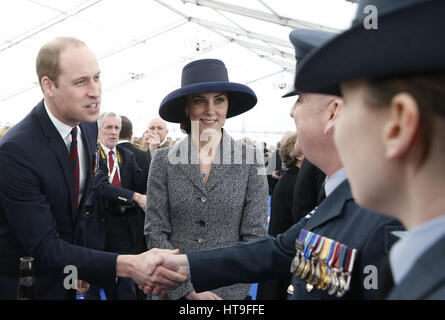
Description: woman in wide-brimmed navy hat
295,0,445,299
145,59,268,300
159,58,257,133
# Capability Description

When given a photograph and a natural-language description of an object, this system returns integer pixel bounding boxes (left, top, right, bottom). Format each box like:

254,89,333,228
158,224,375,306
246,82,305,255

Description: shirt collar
44,99,77,139
100,143,116,157
325,167,347,198
390,214,445,284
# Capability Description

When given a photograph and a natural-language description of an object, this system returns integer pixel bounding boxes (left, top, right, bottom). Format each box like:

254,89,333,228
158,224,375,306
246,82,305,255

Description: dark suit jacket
0,100,117,300
118,141,151,171
268,165,300,237
89,145,149,253
292,158,326,223
386,234,445,299
187,180,403,300
257,165,299,300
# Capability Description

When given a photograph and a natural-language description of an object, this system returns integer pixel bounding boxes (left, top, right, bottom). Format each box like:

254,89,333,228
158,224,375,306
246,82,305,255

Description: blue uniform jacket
188,180,403,300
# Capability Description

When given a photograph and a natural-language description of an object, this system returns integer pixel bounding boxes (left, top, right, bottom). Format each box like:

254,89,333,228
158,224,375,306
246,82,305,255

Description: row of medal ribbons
290,228,357,297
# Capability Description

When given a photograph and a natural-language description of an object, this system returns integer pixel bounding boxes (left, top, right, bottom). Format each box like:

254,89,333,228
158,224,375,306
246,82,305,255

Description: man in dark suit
92,112,149,299
0,37,186,299
291,158,326,223
144,28,403,300
118,115,150,170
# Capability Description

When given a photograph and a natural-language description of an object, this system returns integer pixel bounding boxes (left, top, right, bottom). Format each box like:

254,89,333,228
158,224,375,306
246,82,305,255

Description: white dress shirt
44,100,87,205
100,143,121,182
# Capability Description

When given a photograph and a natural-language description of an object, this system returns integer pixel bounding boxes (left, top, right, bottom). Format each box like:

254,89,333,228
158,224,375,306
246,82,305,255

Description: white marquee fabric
0,0,357,145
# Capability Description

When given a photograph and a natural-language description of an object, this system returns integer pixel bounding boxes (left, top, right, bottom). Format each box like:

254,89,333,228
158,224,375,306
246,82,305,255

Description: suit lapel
79,122,96,199
304,180,352,230
35,101,75,221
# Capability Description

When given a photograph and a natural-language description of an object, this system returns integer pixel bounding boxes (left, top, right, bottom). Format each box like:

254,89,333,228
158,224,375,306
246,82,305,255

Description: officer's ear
324,97,343,135
383,92,420,160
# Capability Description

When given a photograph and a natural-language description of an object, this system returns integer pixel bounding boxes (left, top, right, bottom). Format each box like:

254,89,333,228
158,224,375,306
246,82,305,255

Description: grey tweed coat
144,130,268,300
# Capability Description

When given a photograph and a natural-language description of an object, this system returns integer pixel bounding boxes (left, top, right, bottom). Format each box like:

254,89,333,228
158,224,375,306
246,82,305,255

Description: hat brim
281,83,341,98
159,81,257,123
294,0,445,95
281,87,299,98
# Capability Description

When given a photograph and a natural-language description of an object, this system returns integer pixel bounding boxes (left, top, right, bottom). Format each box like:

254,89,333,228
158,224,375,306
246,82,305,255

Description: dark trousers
86,206,147,300
105,218,146,300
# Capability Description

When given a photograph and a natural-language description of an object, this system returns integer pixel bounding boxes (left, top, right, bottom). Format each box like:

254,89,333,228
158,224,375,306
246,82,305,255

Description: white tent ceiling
0,0,357,145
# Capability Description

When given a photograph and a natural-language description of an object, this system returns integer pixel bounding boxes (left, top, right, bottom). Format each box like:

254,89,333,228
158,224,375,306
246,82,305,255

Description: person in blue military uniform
141,28,404,300
293,0,445,299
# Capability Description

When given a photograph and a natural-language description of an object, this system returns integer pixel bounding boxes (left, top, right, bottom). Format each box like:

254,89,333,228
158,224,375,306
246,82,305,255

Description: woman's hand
185,290,222,300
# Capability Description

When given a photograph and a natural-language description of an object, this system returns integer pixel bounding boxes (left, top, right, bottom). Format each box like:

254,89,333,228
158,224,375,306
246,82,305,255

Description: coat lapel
174,136,207,194
304,180,352,230
174,131,241,194
205,131,235,192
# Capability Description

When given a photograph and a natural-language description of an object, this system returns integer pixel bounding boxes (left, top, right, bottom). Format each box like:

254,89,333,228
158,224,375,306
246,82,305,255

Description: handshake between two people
116,248,190,298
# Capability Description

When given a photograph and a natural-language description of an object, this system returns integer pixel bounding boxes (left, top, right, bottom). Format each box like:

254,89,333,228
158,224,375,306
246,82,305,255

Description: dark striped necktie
69,127,80,211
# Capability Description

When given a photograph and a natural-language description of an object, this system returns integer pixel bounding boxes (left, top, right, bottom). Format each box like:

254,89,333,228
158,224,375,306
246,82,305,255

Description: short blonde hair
36,37,86,90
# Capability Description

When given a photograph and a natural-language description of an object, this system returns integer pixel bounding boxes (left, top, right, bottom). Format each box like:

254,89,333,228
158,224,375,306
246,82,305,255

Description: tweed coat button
197,238,204,244
200,196,207,203
197,220,206,227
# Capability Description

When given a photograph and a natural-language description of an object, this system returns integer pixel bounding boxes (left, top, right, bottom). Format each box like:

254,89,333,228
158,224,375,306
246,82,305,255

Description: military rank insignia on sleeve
290,228,357,297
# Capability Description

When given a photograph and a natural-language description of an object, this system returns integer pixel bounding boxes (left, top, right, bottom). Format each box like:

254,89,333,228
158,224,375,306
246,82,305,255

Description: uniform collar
390,214,445,285
325,167,347,198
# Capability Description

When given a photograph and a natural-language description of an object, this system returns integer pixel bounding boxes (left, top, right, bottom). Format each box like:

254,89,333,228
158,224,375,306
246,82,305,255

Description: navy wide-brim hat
282,28,337,98
293,0,445,96
159,59,257,123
